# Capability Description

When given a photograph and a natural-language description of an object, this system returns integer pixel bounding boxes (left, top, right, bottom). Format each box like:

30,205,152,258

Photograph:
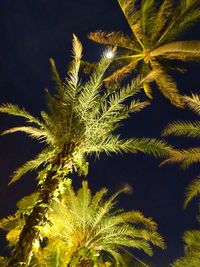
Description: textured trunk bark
8,158,71,266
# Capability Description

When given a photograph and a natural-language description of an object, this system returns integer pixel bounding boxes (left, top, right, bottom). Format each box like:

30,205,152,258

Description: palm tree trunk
7,160,70,267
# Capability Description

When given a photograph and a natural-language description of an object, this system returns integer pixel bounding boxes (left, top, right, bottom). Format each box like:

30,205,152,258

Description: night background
0,0,200,266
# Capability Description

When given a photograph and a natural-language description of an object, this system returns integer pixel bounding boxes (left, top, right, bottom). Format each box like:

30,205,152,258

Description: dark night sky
0,1,200,266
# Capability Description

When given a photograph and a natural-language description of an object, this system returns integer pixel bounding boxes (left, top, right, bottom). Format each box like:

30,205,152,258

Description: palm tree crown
0,35,171,266
89,0,200,107
0,180,165,266
0,35,170,186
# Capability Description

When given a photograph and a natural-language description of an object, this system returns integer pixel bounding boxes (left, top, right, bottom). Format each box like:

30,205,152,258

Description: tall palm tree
171,230,200,267
88,0,200,107
0,35,171,266
162,94,200,207
0,180,165,266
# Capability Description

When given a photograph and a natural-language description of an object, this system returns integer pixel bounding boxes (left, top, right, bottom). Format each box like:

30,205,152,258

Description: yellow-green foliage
0,35,172,185
0,180,165,266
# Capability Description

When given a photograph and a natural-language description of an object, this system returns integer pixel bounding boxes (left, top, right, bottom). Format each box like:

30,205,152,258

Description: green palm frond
162,147,200,169
1,126,48,142
83,137,172,158
0,104,42,126
184,176,200,208
162,121,200,138
171,230,200,267
41,243,69,267
78,53,111,119
9,148,54,184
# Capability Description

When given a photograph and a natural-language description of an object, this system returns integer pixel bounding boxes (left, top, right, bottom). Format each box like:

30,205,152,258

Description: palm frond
0,103,42,126
162,148,200,169
118,0,143,47
78,52,111,120
162,121,200,138
184,176,200,208
103,60,139,85
183,94,200,115
41,240,69,267
16,193,40,212
1,126,49,142
140,0,156,46
49,58,64,96
151,41,200,58
9,148,54,184
151,60,184,107
151,0,174,43
88,30,138,50
127,138,173,158
171,230,200,267
84,137,172,158
158,0,200,44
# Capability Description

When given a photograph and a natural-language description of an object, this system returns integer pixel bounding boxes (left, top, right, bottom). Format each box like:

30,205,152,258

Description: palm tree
171,230,200,267
162,94,200,207
88,0,200,107
0,180,165,266
0,35,171,266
